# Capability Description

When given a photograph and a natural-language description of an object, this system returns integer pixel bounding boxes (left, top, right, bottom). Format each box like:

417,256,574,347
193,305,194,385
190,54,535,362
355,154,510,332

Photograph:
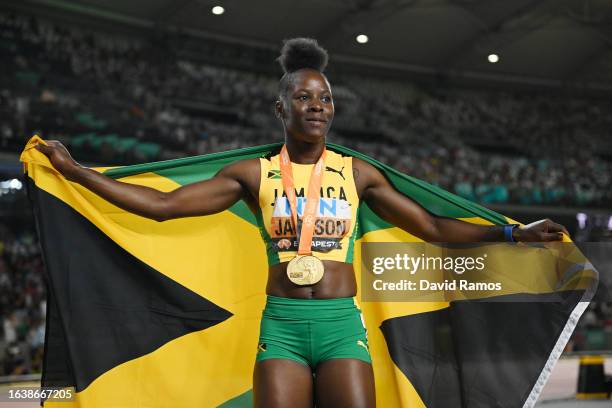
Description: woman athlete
36,38,568,408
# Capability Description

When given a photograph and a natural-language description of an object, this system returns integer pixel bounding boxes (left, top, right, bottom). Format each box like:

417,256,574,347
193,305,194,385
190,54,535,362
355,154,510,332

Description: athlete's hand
513,219,569,242
35,140,82,180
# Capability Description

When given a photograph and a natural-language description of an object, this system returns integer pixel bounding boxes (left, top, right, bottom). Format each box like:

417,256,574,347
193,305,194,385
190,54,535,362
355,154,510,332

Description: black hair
277,38,329,100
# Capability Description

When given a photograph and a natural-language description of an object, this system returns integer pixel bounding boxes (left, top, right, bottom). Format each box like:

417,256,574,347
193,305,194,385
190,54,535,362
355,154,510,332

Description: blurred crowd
0,11,611,208
0,223,45,376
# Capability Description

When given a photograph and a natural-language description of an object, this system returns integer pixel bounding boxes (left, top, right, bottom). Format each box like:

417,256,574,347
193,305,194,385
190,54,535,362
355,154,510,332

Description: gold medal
286,255,324,285
278,145,327,286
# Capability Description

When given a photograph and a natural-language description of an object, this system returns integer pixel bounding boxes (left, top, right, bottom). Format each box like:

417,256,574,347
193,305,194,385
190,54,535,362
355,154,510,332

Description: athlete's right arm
35,140,253,222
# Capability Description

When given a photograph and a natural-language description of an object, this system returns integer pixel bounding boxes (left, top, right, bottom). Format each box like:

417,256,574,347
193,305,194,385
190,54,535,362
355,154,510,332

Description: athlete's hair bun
277,38,328,74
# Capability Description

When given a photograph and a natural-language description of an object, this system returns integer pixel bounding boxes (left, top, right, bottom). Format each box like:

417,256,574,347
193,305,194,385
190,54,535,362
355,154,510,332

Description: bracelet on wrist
504,224,519,242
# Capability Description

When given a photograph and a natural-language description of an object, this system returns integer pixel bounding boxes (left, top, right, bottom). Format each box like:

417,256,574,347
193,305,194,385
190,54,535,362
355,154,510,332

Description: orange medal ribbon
279,144,326,255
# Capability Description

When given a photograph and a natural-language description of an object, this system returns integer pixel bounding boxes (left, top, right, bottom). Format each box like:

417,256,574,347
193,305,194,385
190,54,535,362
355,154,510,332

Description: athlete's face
276,69,334,143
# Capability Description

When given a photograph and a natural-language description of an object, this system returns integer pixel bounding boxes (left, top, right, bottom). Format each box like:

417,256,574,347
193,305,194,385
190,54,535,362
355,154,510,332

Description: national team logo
267,170,282,179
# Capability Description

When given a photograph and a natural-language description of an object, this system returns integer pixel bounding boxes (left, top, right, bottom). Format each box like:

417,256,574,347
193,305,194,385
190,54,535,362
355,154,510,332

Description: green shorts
256,295,372,369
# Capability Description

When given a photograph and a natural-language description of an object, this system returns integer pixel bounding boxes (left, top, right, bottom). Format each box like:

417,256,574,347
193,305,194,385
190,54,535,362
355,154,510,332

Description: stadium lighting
211,6,225,15
356,34,369,44
9,178,22,190
577,213,587,229
0,178,22,192
488,54,499,63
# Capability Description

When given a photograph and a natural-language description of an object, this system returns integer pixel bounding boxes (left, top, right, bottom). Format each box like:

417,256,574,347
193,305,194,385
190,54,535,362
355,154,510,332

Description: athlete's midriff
267,260,357,299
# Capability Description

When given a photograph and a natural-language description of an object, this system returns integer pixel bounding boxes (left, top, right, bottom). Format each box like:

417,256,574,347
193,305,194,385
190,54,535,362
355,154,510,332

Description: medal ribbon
279,144,326,256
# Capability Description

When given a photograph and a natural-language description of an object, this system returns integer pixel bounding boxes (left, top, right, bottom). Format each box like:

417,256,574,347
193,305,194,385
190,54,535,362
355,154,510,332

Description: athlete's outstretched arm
352,158,568,242
35,140,256,222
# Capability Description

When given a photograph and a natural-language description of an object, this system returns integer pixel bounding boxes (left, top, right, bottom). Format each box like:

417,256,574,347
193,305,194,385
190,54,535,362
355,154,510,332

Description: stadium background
0,0,610,406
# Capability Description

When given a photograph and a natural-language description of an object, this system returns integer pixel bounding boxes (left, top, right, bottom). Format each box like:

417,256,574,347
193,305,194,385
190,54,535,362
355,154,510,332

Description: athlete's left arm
352,158,568,242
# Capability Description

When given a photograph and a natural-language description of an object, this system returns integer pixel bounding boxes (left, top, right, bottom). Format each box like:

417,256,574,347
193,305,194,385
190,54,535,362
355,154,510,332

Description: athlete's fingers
541,232,564,241
35,143,48,153
546,221,570,238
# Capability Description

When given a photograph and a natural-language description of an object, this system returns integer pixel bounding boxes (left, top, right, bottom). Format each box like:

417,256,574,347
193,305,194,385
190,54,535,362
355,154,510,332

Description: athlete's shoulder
351,157,380,178
215,158,261,199
351,157,386,198
218,158,260,185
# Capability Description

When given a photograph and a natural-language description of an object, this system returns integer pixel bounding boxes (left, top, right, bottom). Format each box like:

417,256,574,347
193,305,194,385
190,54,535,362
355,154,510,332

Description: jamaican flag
21,135,596,407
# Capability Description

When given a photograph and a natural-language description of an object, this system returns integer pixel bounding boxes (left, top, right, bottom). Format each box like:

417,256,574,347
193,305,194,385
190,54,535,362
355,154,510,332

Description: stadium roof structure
7,0,612,92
